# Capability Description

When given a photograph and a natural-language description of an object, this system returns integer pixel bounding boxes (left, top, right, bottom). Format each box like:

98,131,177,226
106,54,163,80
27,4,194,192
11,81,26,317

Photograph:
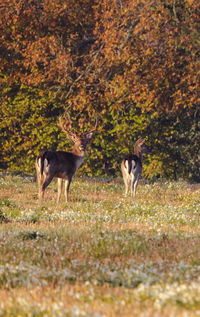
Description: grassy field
0,171,200,316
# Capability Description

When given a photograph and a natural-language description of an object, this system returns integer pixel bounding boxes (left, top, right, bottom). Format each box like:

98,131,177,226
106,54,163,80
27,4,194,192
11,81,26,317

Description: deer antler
57,115,77,138
135,138,146,145
58,113,98,138
85,115,98,134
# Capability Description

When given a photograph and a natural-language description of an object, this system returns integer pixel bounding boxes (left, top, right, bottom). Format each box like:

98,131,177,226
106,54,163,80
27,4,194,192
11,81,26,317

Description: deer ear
135,138,144,145
86,132,93,139
137,138,146,144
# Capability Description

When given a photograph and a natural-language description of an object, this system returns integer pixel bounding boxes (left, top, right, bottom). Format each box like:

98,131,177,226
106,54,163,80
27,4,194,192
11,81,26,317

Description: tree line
0,0,200,180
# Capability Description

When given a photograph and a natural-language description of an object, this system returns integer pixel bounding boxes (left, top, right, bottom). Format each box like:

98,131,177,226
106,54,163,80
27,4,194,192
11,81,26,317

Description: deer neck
72,145,85,157
72,145,86,169
134,148,142,160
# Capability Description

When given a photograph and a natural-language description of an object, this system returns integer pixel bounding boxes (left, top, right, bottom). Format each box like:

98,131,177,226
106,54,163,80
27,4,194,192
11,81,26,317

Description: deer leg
36,173,42,201
64,177,72,202
123,175,129,195
37,174,46,202
121,167,129,195
130,174,135,196
125,177,131,195
38,178,44,202
39,174,54,202
132,177,139,197
57,178,63,204
36,162,43,202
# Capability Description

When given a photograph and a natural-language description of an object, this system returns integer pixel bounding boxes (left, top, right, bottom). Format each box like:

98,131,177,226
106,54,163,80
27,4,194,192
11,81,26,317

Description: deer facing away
121,138,151,197
35,115,97,203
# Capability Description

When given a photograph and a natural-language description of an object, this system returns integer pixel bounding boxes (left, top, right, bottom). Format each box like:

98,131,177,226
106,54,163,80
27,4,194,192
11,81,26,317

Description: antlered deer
36,115,98,203
121,138,150,197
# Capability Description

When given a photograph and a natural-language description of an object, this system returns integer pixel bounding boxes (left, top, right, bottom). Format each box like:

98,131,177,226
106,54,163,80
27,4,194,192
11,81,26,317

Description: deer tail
36,151,48,176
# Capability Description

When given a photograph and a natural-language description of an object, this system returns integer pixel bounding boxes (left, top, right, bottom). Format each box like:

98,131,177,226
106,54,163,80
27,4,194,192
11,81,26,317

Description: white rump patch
43,158,49,175
130,160,136,181
36,158,42,174
124,160,129,171
131,160,136,171
123,159,137,183
37,158,41,168
124,160,131,180
124,160,136,174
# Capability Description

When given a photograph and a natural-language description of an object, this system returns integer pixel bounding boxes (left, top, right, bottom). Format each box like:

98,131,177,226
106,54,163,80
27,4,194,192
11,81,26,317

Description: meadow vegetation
0,171,200,316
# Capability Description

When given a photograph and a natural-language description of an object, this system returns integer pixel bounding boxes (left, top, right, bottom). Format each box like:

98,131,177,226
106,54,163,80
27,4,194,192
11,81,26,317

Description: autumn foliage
0,0,200,180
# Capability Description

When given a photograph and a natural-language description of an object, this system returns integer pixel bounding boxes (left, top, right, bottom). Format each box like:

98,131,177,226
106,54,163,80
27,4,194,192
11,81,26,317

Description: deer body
36,115,97,203
121,138,150,197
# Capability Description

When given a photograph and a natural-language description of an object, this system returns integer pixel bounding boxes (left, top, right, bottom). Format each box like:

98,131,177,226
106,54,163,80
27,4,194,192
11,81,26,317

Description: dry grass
0,171,200,316
0,285,199,317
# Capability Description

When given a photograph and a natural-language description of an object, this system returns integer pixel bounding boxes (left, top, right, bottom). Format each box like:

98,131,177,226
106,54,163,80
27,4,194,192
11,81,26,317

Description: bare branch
65,44,105,100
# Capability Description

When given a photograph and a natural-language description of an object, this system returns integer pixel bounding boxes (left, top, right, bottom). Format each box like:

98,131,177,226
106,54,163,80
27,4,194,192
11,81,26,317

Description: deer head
58,114,98,154
134,138,151,158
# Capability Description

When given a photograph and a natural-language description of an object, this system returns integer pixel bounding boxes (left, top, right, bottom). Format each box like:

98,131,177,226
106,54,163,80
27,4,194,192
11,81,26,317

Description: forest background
0,0,199,181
